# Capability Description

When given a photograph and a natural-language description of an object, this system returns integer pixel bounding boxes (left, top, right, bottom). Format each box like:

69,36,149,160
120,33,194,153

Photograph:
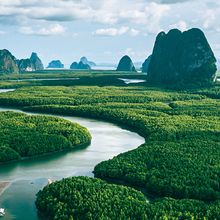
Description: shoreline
0,141,90,166
0,181,11,196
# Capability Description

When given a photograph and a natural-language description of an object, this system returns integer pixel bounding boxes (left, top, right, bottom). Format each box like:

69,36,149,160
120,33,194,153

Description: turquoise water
0,100,144,219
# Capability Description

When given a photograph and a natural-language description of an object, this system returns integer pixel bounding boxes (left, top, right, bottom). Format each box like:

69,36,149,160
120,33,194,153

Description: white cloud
0,1,169,29
169,20,187,31
130,28,140,36
94,27,140,37
0,0,220,38
118,47,150,61
0,0,38,6
150,0,192,4
201,7,220,32
120,3,170,23
94,26,129,36
19,24,66,36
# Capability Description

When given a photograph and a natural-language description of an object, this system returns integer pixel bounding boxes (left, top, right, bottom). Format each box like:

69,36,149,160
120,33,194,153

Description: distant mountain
18,59,33,72
30,52,44,70
148,28,217,84
47,60,64,68
80,57,96,66
0,49,19,74
116,55,136,72
78,61,91,70
18,52,44,71
70,61,91,70
70,62,78,70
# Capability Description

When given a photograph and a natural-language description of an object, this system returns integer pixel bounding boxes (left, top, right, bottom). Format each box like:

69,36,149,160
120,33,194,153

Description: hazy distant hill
116,55,136,72
80,57,96,66
47,60,64,69
70,61,91,70
18,52,44,72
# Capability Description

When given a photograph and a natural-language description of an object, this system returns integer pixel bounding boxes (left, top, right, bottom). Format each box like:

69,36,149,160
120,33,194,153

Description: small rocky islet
47,60,64,69
116,55,136,72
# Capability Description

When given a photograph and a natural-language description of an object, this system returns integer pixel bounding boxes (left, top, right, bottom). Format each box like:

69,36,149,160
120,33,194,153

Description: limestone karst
47,60,64,68
147,28,217,84
116,55,136,72
0,49,19,74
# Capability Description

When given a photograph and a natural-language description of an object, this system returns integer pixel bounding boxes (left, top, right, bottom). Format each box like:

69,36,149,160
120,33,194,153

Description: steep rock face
30,52,44,70
70,62,78,69
47,60,64,68
142,55,152,73
70,61,91,70
18,59,34,72
80,57,96,66
78,61,91,70
148,28,217,84
0,49,19,74
116,55,136,72
18,52,44,72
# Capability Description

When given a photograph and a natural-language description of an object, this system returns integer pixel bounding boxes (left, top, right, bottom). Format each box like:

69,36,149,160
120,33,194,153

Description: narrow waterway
0,89,145,220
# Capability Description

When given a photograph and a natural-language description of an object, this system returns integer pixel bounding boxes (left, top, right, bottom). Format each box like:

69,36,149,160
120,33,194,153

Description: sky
0,0,220,67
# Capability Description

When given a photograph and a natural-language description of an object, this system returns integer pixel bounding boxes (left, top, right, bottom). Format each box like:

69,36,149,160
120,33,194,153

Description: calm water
0,92,144,220
118,78,146,84
0,89,15,93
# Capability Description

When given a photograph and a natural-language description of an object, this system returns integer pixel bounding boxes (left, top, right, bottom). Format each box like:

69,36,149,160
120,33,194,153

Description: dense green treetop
36,176,220,220
0,111,91,163
0,82,219,218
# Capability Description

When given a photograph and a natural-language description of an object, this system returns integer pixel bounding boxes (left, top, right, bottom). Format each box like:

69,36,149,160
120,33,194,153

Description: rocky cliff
18,52,44,72
142,55,152,73
147,28,217,84
0,49,19,74
70,61,91,70
30,52,44,70
116,55,136,72
80,57,96,66
18,59,33,72
47,60,64,68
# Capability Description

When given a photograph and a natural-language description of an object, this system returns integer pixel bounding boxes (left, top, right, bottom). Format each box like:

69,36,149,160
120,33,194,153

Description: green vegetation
0,71,145,88
0,111,91,163
0,146,20,162
36,176,147,220
95,140,220,201
0,72,219,219
36,176,220,220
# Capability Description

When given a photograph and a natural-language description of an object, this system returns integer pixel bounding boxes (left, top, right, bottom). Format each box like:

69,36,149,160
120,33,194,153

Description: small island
47,60,64,69
116,55,136,72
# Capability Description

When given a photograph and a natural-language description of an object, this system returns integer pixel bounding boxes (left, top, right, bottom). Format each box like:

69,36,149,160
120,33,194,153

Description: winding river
0,90,144,220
